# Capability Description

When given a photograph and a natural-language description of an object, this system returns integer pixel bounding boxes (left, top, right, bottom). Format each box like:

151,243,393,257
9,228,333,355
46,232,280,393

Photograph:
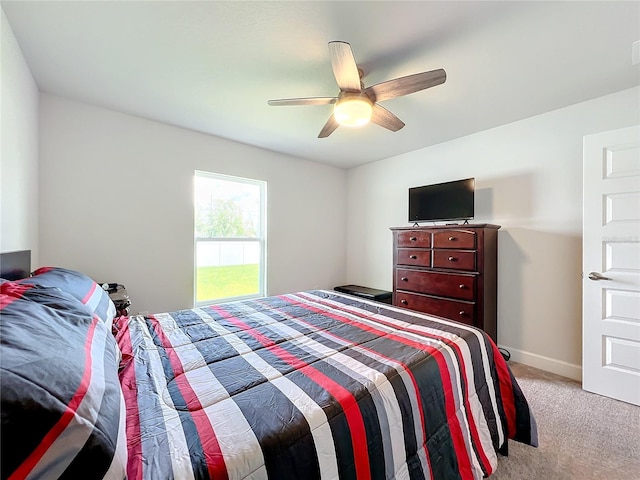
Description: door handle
588,272,611,281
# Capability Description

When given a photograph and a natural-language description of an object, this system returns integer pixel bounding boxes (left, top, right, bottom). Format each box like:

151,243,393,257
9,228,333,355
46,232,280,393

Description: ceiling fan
267,41,446,138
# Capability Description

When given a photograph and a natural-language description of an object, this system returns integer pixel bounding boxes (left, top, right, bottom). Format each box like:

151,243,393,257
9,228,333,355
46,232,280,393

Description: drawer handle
448,236,456,241
401,299,408,305
410,236,417,241
459,284,465,289
401,277,408,282
448,256,457,261
409,255,417,259
459,311,465,316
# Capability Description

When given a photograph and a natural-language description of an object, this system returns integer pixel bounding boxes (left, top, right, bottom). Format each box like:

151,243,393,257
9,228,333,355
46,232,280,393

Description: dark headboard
0,250,32,280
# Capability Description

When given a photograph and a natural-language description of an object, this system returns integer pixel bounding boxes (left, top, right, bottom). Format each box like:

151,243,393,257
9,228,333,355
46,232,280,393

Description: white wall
346,87,640,380
38,94,347,314
0,8,39,265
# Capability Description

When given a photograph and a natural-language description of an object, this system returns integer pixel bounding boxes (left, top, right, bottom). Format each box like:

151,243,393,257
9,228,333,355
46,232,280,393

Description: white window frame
193,170,267,306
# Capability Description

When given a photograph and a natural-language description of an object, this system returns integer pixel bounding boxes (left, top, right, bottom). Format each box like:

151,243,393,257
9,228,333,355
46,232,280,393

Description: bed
0,260,537,480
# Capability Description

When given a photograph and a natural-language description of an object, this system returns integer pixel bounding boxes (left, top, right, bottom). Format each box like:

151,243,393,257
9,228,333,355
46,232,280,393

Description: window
194,171,266,305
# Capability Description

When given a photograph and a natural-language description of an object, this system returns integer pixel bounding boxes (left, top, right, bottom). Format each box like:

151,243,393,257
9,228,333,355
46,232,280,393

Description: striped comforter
1,272,127,480
116,290,537,480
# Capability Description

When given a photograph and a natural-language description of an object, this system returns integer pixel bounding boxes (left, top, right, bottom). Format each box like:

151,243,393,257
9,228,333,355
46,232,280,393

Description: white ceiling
3,1,639,169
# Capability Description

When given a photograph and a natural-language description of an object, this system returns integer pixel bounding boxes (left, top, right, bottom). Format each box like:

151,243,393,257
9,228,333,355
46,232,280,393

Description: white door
583,125,640,406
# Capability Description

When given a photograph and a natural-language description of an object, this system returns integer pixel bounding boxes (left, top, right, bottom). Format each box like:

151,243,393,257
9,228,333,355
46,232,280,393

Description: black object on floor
499,347,511,361
334,284,392,304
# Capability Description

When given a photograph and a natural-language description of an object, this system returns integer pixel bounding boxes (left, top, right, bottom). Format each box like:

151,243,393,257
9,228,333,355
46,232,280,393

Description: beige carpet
491,362,640,480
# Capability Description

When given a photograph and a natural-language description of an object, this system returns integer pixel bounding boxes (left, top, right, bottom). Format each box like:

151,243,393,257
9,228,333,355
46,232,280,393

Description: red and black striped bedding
1,270,126,479
116,290,537,480
1,265,536,480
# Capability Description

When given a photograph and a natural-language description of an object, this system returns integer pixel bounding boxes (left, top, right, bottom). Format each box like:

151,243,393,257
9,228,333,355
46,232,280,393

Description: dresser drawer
397,248,431,267
397,231,431,248
395,291,475,326
396,268,475,301
432,250,476,271
433,230,476,249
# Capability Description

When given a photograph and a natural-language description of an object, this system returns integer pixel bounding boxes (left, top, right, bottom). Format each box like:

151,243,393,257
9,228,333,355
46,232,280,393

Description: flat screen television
408,178,475,223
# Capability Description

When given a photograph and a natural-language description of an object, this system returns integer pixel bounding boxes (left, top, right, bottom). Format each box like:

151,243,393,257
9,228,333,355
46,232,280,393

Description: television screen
408,178,474,223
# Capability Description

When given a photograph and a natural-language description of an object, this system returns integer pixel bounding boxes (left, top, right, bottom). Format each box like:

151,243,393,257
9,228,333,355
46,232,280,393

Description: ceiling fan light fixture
333,96,373,127
268,41,446,137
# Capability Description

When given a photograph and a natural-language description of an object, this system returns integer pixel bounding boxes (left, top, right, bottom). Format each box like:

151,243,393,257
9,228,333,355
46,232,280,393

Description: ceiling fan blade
328,41,361,93
268,97,337,106
365,68,446,103
318,115,339,138
371,103,405,132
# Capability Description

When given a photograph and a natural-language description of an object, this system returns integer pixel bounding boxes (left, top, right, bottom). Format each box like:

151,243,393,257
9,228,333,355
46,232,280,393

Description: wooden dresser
390,224,500,341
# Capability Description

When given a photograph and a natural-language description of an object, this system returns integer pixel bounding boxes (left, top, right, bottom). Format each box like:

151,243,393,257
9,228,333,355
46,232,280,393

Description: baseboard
498,344,582,382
